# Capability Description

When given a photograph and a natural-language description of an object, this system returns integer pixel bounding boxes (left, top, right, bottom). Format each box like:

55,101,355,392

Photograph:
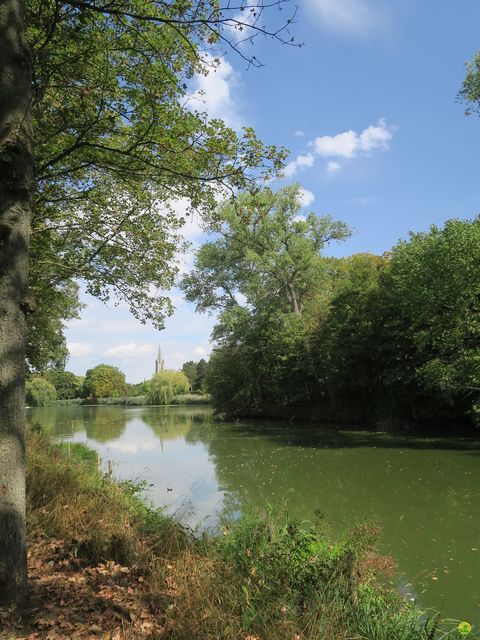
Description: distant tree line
183,185,480,431
26,361,208,406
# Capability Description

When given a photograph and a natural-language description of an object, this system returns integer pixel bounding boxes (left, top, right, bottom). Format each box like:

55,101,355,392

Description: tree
312,253,389,420
0,0,34,602
206,307,312,416
148,369,190,405
184,185,351,416
181,184,351,316
375,218,480,426
181,358,208,392
26,0,294,329
1,0,298,601
25,377,57,407
26,267,81,372
195,359,208,393
125,380,149,397
44,370,81,399
181,361,198,391
82,364,126,399
459,50,480,116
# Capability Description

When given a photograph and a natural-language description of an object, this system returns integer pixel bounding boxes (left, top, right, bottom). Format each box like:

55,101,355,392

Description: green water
28,404,480,623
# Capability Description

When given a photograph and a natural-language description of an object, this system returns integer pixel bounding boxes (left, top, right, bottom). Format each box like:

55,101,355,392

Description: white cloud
314,130,358,159
171,351,189,368
191,55,242,129
299,188,315,207
283,152,314,178
314,119,393,159
294,130,306,137
194,346,208,357
326,161,342,174
305,0,381,35
358,120,393,152
68,342,94,358
104,343,157,358
283,120,394,177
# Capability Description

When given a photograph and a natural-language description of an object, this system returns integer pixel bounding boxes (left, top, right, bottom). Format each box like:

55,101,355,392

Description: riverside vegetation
181,186,480,432
25,363,210,408
0,428,470,640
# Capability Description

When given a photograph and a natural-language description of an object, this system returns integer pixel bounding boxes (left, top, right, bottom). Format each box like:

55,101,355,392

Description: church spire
155,345,165,374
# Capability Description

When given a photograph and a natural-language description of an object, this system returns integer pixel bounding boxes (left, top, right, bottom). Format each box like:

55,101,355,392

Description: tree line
183,184,480,431
26,359,208,406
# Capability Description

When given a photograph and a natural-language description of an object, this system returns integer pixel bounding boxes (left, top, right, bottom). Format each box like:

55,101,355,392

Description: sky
65,0,480,383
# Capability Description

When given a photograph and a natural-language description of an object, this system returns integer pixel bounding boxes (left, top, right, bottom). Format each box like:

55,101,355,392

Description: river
27,404,480,624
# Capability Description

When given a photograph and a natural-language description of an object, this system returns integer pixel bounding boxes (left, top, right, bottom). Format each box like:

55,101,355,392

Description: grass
27,432,188,565
25,431,475,640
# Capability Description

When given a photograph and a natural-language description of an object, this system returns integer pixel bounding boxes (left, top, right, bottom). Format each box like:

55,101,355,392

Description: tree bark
0,0,33,604
287,283,301,316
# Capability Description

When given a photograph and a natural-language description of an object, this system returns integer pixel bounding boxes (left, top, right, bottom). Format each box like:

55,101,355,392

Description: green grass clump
57,441,99,469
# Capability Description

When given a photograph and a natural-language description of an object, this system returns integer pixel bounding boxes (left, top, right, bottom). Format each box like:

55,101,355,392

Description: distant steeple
155,345,165,374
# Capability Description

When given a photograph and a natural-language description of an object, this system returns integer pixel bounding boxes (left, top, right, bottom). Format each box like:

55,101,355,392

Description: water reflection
27,405,480,622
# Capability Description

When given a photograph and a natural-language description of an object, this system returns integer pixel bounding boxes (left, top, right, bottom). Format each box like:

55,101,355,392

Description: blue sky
65,0,480,383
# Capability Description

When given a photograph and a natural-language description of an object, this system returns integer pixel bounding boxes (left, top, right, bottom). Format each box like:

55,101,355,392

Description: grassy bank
47,393,211,407
2,432,472,639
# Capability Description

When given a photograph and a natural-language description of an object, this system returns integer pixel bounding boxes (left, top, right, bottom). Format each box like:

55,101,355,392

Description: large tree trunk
0,0,33,604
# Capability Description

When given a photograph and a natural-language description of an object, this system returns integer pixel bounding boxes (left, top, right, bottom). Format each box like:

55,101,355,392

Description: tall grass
27,432,188,564
26,431,465,640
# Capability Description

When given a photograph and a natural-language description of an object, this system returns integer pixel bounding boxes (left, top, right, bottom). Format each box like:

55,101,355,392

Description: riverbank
0,432,463,639
47,393,211,407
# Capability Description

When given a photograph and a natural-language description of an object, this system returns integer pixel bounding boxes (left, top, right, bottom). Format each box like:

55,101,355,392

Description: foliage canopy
26,0,292,352
148,369,190,404
82,364,127,399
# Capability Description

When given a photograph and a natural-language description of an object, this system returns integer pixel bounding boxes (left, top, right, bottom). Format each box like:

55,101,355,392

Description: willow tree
0,0,298,602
